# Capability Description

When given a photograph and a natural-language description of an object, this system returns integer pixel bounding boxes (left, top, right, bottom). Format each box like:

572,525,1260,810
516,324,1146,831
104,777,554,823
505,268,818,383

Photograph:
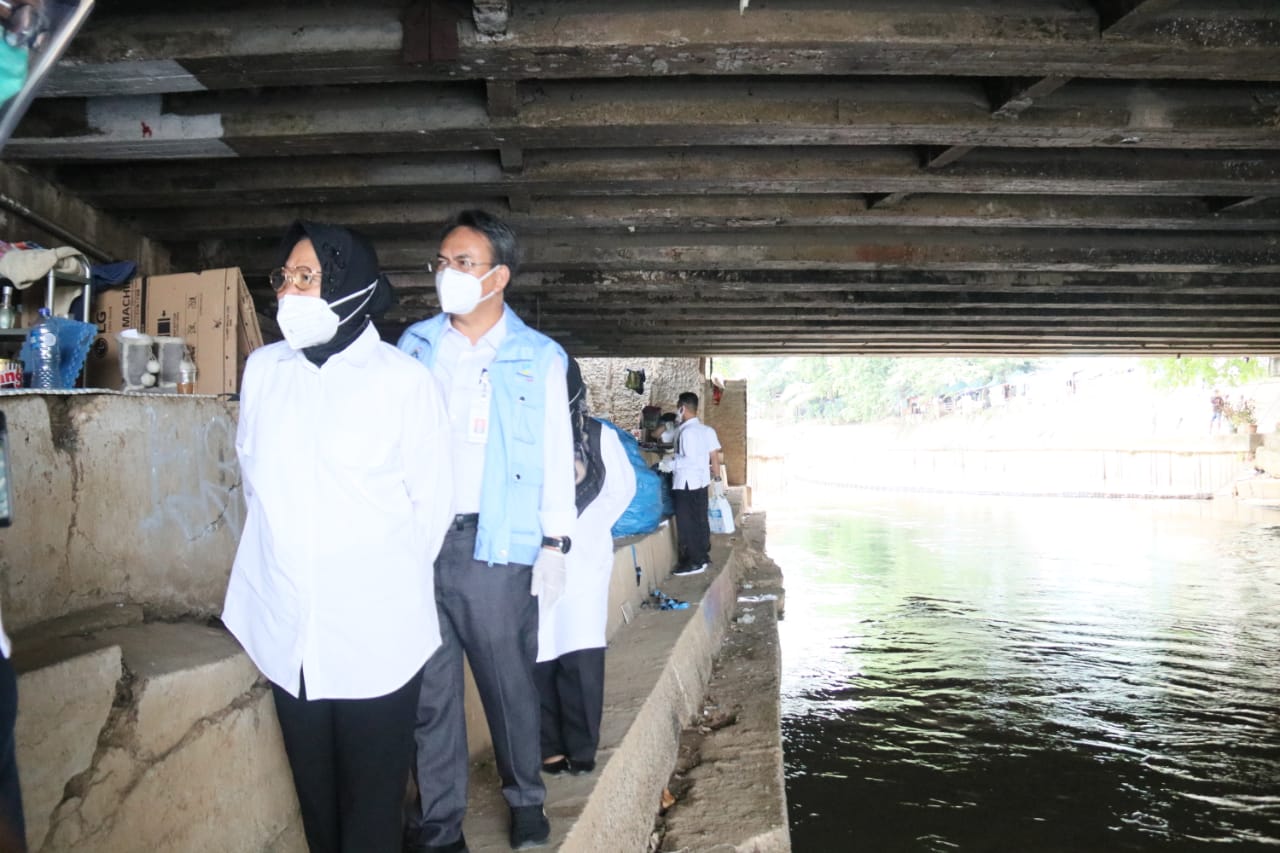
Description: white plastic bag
708,494,735,535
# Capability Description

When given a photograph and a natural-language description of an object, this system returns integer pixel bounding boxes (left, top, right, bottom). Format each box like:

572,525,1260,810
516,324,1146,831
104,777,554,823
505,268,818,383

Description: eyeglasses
269,266,322,292
428,257,496,275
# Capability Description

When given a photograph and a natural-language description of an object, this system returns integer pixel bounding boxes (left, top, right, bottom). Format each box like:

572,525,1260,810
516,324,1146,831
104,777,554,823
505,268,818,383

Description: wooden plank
497,308,1280,326
1097,0,1279,45
120,194,1280,240
55,149,1280,208
388,270,1279,297
185,227,1280,275
506,295,1280,312
925,146,975,169
43,1,1280,98
1095,0,1181,33
990,76,1071,119
1209,196,1271,215
12,78,1280,161
866,192,912,210
499,141,524,173
486,80,520,119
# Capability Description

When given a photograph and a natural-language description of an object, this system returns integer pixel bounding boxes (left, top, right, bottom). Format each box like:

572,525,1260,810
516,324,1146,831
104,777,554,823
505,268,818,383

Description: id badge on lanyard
468,369,492,444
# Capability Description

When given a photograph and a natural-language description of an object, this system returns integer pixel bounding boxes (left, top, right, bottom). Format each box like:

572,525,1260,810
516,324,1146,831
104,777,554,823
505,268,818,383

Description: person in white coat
535,360,637,776
222,222,453,853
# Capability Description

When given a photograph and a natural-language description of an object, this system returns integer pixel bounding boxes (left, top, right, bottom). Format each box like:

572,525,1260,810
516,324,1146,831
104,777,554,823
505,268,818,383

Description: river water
770,491,1280,852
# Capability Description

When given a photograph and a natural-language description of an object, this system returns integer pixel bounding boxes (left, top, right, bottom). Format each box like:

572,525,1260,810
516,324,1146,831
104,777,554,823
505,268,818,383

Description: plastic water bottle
0,285,15,330
27,307,61,390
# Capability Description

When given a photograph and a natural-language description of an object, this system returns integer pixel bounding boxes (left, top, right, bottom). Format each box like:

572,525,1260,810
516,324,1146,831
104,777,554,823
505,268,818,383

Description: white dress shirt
431,313,577,538
222,325,453,700
537,426,637,662
672,416,722,490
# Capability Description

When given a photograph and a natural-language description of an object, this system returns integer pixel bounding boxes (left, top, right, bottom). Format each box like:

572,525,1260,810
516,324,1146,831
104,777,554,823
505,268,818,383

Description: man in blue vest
399,210,576,852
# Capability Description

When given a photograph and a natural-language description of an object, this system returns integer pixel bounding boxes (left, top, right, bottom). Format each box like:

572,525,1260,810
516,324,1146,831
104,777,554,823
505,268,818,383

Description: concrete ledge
560,545,739,853
457,519,744,851
659,513,790,852
1233,474,1280,501
15,645,123,850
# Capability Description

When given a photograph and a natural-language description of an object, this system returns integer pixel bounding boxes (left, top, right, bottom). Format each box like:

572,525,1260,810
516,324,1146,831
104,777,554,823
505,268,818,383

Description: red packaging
0,359,22,389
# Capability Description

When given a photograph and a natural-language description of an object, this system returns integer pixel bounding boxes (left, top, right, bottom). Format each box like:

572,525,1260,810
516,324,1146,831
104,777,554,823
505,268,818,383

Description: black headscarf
567,357,605,514
277,221,397,366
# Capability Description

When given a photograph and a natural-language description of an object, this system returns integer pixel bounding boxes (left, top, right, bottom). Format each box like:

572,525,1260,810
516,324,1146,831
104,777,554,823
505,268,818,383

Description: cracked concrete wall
579,358,705,433
1,394,243,633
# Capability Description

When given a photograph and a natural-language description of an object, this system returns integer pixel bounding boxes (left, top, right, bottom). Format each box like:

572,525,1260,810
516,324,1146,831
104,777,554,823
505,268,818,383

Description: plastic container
26,308,61,390
177,359,197,394
0,285,15,330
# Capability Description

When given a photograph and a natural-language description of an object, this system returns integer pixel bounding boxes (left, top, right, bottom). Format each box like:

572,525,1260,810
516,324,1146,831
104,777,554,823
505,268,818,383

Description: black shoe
672,562,706,576
407,834,468,853
541,757,570,776
568,758,596,775
509,805,550,850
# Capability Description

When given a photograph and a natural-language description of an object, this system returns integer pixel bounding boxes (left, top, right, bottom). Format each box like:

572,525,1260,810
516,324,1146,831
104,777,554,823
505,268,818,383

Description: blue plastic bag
600,419,664,538
654,466,674,517
19,315,96,389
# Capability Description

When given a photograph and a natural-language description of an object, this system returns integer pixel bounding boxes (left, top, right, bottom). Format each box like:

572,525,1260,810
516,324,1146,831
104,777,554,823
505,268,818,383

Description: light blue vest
398,307,567,566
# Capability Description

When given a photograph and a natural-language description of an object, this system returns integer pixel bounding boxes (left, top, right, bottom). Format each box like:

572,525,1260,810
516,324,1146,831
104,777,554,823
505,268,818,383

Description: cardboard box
85,268,262,395
84,277,145,390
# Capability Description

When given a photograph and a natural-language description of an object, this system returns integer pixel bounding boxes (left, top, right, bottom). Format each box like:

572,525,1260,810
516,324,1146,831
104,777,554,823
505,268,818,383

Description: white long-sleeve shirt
222,325,453,700
430,313,577,538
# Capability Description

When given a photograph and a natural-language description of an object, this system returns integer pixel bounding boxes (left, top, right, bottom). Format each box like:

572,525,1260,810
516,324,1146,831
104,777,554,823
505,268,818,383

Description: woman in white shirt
222,222,452,853
535,360,636,776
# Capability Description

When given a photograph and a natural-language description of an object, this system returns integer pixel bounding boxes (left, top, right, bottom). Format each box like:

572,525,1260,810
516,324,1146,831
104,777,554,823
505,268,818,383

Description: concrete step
13,619,300,852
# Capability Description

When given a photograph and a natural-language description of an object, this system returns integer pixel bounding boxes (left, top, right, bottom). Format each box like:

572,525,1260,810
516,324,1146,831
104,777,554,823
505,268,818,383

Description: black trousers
407,526,544,849
270,666,422,853
534,647,606,764
672,485,711,568
0,654,24,853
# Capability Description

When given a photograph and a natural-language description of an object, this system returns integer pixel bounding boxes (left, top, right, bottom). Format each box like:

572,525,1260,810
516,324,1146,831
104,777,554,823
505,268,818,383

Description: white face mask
277,281,376,350
436,265,499,316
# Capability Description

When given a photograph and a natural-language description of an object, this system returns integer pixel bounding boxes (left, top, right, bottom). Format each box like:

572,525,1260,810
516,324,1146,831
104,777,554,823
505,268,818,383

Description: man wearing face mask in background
223,222,454,852
398,210,575,852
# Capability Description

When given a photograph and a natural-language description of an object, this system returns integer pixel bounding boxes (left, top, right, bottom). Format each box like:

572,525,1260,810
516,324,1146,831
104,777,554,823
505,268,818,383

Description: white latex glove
657,455,675,473
711,479,726,499
531,547,567,607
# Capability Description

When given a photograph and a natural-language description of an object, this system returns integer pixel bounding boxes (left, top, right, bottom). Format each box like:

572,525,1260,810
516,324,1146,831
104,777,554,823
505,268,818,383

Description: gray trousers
407,525,545,848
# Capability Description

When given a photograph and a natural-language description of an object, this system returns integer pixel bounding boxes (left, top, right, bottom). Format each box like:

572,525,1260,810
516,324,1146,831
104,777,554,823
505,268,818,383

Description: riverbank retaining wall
750,422,1262,503
1,391,679,851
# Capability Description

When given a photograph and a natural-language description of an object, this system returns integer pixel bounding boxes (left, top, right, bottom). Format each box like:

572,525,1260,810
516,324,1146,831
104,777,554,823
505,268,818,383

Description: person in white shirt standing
670,391,723,576
535,359,637,778
398,210,576,852
222,222,453,853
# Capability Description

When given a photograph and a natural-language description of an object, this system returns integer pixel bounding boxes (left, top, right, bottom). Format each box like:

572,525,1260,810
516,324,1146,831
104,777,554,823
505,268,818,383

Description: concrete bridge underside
2,0,1279,356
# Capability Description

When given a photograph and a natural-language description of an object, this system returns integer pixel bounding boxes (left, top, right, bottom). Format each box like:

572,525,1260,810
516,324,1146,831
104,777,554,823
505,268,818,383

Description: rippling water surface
772,492,1280,852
